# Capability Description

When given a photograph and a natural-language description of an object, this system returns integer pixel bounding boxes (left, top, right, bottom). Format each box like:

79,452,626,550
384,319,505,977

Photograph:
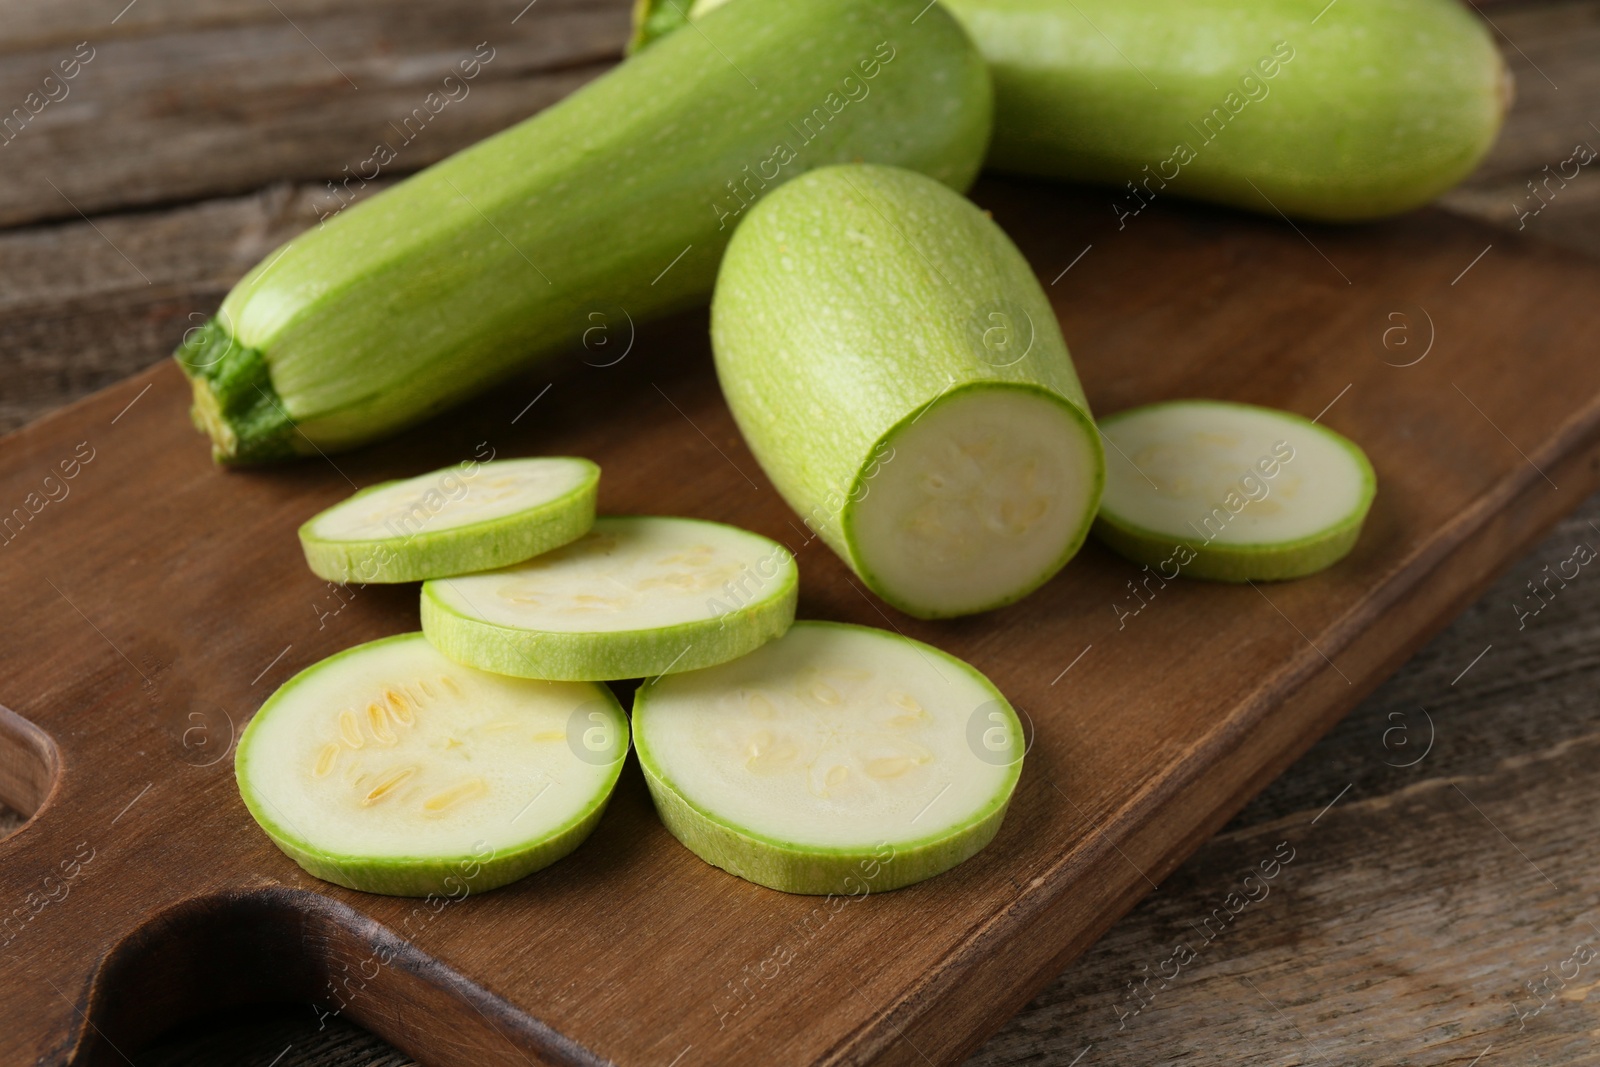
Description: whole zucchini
636,0,1509,222
178,0,991,463
711,164,1103,619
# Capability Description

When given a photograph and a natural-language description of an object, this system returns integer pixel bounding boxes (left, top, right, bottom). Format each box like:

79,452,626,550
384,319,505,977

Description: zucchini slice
633,621,1024,894
235,633,628,896
711,164,1103,619
298,457,599,584
1094,399,1376,582
420,516,797,681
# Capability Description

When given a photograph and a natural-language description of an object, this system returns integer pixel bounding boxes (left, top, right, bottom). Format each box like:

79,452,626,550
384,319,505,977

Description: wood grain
1,2,1599,1065
1437,1,1600,257
0,0,1583,437
3,170,1600,1065
0,0,625,229
971,495,1600,1067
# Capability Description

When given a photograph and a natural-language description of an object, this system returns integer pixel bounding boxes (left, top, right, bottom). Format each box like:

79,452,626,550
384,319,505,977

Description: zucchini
420,516,797,680
633,620,1023,894
710,163,1102,619
1093,399,1376,582
298,456,599,584
177,0,992,463
235,632,628,896
635,0,1509,221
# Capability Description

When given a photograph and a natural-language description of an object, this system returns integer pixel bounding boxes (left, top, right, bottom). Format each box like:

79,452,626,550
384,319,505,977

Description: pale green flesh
847,385,1100,618
420,516,798,681
711,164,1104,619
298,457,599,584
644,0,1508,221
235,633,627,896
190,0,991,459
633,621,1023,894
1094,399,1376,582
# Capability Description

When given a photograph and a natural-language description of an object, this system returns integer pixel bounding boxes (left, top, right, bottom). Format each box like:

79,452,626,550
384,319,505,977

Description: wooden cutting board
3,177,1598,1067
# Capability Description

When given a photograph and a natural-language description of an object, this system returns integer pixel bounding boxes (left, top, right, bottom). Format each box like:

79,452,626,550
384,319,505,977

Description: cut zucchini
235,633,628,896
420,516,797,681
1094,399,1376,582
175,0,991,463
633,621,1024,894
298,457,599,584
711,163,1103,619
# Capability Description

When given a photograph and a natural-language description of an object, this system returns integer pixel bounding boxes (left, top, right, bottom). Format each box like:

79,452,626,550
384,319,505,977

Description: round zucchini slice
843,383,1101,619
420,516,798,681
633,620,1024,894
298,456,599,584
235,632,628,896
1093,399,1376,582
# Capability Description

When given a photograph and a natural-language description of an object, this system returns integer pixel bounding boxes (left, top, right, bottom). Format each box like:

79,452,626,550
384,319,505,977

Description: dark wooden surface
2,2,1598,1065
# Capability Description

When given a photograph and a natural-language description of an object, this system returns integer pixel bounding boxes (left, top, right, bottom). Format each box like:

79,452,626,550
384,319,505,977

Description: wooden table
3,2,1597,1063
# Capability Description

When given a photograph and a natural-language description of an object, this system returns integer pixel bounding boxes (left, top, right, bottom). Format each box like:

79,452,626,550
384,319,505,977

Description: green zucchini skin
628,0,692,55
419,516,800,681
710,163,1103,618
297,457,600,585
946,0,1508,221
1092,399,1377,582
177,0,992,464
248,782,618,897
234,632,630,897
638,758,1012,894
632,620,1024,895
635,0,1508,222
1093,510,1368,583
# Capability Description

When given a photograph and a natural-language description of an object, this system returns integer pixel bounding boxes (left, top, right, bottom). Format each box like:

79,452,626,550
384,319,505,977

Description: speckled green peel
176,0,992,464
637,0,1509,222
944,0,1509,220
420,516,798,681
711,164,1103,619
235,633,629,897
298,457,599,584
632,621,1024,895
1092,399,1377,583
627,0,691,53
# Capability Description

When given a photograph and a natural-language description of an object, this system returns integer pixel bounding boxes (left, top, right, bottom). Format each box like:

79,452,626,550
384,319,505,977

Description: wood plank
2,172,1600,1065
1,2,1594,439
0,0,625,228
0,181,380,436
1437,0,1600,257
132,501,1600,1064
968,496,1600,1066
0,0,1561,233
2,3,1598,1064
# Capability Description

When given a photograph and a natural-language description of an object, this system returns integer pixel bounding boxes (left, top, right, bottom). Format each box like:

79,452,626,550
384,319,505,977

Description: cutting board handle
78,890,595,1065
0,703,59,820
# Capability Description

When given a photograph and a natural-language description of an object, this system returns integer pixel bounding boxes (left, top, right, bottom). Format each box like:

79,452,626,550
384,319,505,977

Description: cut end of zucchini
633,620,1023,895
235,632,628,896
174,318,302,465
299,457,600,584
1094,399,1376,582
421,516,798,681
844,383,1102,619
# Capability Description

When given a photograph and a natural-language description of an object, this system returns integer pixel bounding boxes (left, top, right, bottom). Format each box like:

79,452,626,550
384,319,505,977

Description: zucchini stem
175,318,300,464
